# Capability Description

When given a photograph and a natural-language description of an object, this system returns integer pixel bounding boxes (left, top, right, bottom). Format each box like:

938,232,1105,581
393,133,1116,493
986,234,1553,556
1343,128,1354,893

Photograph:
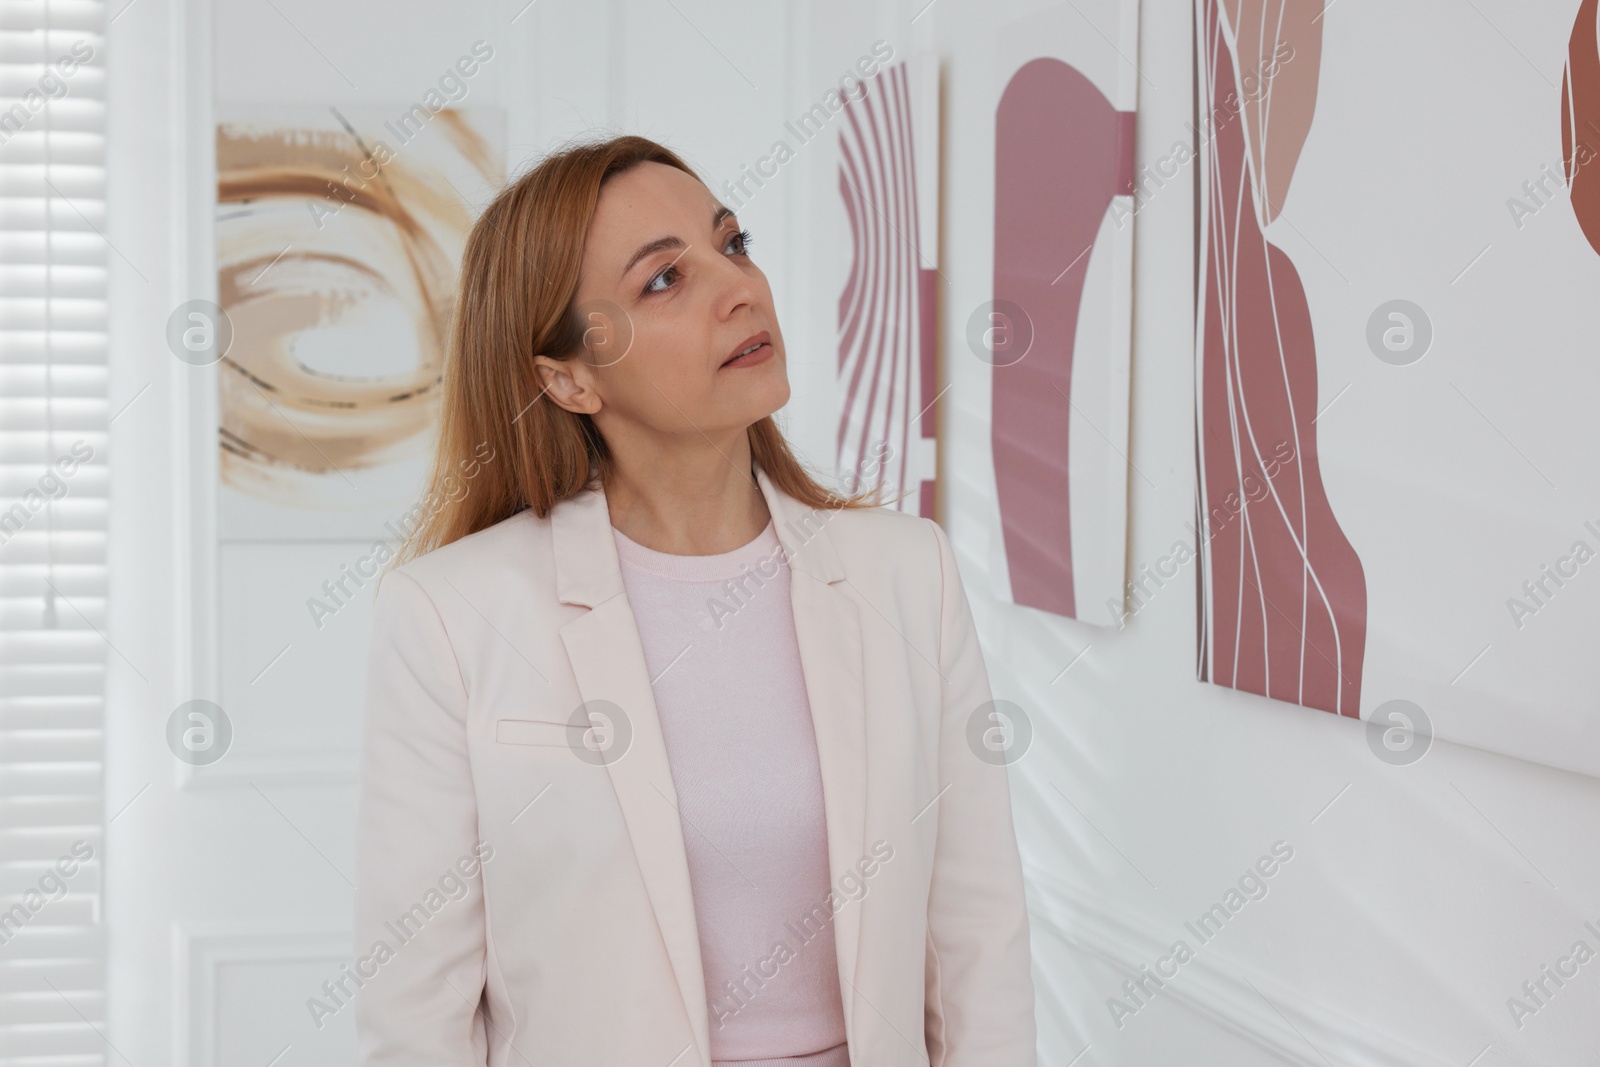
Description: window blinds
0,0,108,1062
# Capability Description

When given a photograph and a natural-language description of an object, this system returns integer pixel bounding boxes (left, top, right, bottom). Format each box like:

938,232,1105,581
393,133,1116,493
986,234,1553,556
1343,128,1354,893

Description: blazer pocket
495,716,577,747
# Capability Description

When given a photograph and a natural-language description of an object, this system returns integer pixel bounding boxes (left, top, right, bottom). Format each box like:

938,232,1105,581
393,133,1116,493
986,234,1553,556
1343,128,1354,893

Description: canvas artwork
214,104,504,541
987,2,1140,626
1193,0,1365,717
835,54,941,517
1194,0,1600,776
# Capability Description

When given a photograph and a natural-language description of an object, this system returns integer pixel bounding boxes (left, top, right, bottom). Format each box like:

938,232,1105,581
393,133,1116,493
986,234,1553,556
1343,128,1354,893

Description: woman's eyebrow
619,205,737,282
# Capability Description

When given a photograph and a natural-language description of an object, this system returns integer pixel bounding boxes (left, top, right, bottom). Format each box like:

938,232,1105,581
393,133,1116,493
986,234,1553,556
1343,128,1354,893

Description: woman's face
536,160,789,451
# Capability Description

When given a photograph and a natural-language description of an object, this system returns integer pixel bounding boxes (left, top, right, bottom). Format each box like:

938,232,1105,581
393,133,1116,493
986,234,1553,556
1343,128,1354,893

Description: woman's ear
531,354,602,416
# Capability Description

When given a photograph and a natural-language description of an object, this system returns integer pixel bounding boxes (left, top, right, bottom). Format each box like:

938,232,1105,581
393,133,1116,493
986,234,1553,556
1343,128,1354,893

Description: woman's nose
708,249,759,316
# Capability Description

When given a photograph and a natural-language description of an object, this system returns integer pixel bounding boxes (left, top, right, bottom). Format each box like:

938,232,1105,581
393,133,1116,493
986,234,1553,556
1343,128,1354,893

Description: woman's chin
736,374,791,424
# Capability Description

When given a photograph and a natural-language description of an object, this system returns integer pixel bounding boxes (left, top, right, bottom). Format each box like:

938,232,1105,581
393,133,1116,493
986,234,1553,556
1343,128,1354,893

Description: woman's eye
643,230,753,295
643,264,678,294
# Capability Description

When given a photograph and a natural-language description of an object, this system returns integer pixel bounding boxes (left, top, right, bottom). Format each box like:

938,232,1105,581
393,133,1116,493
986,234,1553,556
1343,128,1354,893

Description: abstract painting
215,104,503,540
1189,0,1600,780
1565,0,1600,254
988,1,1140,626
836,55,940,517
1193,0,1367,717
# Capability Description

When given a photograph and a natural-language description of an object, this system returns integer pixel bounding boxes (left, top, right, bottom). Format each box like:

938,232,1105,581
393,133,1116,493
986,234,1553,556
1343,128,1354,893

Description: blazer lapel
550,479,711,1060
752,464,869,1046
548,460,870,1062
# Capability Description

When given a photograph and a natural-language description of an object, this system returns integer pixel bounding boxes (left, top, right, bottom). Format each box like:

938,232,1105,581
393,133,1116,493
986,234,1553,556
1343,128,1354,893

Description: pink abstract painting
1194,0,1367,716
1564,0,1600,255
992,57,1135,621
837,57,939,516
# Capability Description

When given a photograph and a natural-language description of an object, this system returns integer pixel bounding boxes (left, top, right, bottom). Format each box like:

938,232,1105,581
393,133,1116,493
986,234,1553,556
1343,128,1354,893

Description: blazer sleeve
353,569,491,1065
922,518,1038,1067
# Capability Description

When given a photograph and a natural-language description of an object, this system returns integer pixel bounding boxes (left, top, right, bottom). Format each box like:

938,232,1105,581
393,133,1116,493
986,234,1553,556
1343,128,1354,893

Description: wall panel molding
1035,870,1460,1067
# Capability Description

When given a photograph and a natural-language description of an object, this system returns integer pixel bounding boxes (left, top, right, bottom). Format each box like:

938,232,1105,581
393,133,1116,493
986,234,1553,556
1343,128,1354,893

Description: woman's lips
720,342,773,369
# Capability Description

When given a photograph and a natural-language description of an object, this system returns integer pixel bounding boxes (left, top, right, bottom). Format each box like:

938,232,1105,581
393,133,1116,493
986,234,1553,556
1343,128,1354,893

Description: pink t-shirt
612,517,851,1067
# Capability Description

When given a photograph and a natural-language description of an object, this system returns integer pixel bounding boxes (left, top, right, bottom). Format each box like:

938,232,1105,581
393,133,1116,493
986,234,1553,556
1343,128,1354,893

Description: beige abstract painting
215,105,503,538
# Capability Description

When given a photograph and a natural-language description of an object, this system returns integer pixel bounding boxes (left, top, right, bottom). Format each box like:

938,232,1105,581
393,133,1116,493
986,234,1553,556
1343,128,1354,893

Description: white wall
105,0,1600,1064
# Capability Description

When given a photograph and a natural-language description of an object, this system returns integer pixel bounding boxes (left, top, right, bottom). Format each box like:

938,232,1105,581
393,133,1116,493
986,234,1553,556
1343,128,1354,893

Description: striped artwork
836,56,939,517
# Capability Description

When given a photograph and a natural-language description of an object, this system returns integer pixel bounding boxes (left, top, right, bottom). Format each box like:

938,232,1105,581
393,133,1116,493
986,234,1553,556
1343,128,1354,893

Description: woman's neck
602,440,770,557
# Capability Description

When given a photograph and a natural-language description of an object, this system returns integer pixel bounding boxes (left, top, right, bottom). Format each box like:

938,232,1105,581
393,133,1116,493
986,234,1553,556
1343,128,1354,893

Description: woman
352,134,1036,1067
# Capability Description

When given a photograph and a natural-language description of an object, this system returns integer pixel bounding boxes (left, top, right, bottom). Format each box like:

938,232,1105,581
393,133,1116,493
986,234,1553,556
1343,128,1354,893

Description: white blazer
352,459,1037,1066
